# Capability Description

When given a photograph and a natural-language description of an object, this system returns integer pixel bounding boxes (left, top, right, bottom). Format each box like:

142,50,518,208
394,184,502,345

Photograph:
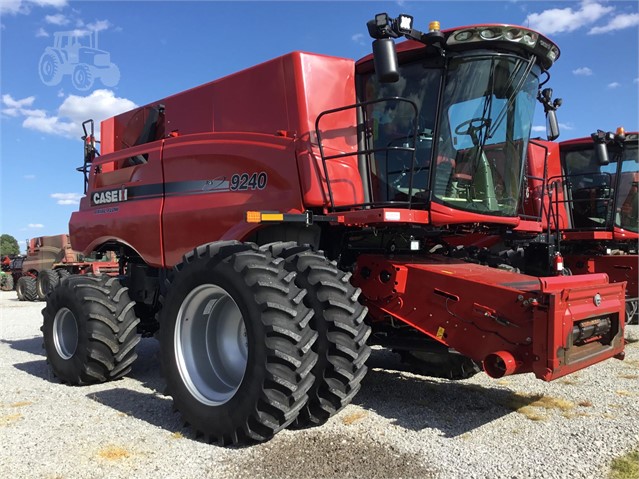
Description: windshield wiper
486,55,536,139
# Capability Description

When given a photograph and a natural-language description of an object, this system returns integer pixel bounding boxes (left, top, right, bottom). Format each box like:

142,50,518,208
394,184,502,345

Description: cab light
454,30,473,41
480,28,500,40
429,20,441,32
398,14,414,33
616,126,625,136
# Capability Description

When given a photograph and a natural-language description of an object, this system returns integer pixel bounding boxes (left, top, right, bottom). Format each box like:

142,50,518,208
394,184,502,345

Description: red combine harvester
523,130,638,323
42,14,626,445
13,234,118,301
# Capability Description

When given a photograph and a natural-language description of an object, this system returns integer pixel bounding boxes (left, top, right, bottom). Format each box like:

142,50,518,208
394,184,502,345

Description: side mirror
372,38,399,83
546,110,559,141
591,130,610,165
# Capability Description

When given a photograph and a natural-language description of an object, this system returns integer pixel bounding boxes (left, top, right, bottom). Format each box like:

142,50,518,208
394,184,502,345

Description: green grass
609,450,639,479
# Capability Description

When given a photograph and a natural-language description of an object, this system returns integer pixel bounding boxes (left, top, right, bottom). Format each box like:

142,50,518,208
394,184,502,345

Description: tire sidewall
160,257,268,433
42,284,91,383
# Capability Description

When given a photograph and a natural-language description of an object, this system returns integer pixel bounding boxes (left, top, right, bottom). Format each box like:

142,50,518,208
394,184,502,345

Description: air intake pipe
483,351,521,378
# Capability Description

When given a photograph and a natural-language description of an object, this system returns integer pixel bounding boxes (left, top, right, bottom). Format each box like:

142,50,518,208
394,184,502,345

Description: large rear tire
261,242,371,428
159,241,318,446
41,275,141,385
37,269,59,300
16,276,37,301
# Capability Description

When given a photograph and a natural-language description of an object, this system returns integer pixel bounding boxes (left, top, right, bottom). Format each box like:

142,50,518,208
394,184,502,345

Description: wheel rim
175,284,248,406
53,307,79,360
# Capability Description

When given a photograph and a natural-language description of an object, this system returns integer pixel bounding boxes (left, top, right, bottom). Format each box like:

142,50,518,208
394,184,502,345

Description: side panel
564,254,638,299
69,142,165,267
161,133,305,267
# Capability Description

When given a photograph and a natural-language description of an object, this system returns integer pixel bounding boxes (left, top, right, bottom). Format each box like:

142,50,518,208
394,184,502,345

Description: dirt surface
1,290,638,479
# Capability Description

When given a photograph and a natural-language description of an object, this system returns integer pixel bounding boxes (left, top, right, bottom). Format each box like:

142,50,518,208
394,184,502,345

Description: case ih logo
92,188,128,206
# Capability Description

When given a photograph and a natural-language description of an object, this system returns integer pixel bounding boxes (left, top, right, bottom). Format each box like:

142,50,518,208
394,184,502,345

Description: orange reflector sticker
436,327,445,339
246,211,261,223
261,213,284,222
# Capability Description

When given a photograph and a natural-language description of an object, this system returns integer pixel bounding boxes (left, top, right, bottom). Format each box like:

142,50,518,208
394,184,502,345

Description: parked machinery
524,129,638,323
15,234,118,301
43,14,626,445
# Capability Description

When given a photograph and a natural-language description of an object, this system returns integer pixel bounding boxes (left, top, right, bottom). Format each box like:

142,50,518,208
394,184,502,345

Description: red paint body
69,32,626,381
352,255,624,380
522,135,638,304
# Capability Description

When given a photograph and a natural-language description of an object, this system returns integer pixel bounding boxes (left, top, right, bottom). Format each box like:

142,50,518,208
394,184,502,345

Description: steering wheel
455,118,490,136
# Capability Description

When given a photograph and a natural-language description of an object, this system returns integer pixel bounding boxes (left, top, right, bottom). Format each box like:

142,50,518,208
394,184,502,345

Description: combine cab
42,13,626,445
523,130,638,323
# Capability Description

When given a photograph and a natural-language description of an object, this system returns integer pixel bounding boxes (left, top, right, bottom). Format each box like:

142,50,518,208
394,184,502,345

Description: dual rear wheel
41,241,374,445
159,241,371,445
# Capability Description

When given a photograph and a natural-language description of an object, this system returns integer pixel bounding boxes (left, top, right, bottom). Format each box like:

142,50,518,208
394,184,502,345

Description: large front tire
41,275,141,385
16,276,37,301
159,241,318,446
261,242,372,428
37,269,59,300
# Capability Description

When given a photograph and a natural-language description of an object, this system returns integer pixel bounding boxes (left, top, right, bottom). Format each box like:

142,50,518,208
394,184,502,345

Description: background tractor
15,234,118,301
43,13,626,446
39,30,120,91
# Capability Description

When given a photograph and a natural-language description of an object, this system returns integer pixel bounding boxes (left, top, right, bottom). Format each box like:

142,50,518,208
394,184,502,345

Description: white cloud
23,174,36,180
35,27,49,37
634,78,639,84
572,67,593,76
531,125,546,133
2,94,35,109
524,1,614,35
607,82,621,89
589,12,639,34
50,193,82,205
45,13,69,25
1,94,38,117
28,223,44,228
558,123,575,131
352,33,365,45
5,90,137,139
0,0,67,15
87,19,111,32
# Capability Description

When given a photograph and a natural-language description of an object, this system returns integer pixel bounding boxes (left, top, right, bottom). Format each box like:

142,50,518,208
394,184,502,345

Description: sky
0,0,637,253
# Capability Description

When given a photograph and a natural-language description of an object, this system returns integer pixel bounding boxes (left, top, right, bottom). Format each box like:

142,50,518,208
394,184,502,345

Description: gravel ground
1,290,638,479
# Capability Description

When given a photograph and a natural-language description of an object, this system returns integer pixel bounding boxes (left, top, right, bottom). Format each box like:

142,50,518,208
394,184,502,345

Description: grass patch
517,406,546,421
502,393,576,421
97,445,131,461
0,413,22,426
609,450,639,479
619,374,639,380
623,359,639,370
9,401,33,408
341,410,368,425
616,390,633,397
562,411,592,419
578,400,593,407
531,395,575,411
170,432,184,440
559,378,581,386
